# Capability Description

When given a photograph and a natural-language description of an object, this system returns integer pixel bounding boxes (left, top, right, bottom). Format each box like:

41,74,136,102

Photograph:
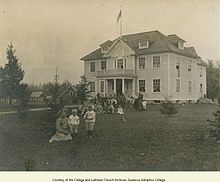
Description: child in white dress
68,109,80,140
84,105,96,137
117,105,124,115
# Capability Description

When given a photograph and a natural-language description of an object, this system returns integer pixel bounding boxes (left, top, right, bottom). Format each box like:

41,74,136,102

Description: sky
0,0,219,84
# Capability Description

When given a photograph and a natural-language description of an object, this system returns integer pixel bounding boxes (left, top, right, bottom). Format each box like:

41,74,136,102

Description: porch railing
96,69,135,77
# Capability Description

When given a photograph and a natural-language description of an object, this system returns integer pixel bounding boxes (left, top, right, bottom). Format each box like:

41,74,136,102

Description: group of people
49,105,96,143
49,93,145,143
92,92,144,114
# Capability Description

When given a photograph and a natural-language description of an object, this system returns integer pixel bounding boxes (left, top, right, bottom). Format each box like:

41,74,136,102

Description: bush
207,104,220,142
160,98,178,117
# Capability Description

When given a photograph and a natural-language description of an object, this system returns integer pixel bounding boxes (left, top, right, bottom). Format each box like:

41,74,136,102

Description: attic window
178,42,184,49
101,47,108,54
138,41,149,49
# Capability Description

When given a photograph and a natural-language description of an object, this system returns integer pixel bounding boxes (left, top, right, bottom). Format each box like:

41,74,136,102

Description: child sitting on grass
84,105,96,137
117,105,124,115
68,109,80,140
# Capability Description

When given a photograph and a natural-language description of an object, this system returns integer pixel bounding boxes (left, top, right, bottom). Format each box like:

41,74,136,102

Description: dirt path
0,107,51,115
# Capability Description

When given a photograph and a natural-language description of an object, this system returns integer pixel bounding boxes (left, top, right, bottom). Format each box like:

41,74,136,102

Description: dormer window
178,42,184,49
138,41,149,49
101,47,108,54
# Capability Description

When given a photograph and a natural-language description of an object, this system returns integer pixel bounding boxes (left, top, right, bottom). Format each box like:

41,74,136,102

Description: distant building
81,30,206,102
30,92,46,103
57,85,78,105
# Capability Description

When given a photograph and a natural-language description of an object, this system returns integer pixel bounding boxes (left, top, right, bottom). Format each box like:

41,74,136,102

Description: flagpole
120,3,122,38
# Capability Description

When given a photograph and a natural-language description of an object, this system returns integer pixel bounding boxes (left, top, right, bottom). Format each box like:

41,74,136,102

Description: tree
77,75,90,104
205,60,219,100
160,97,178,117
207,104,220,143
0,43,24,104
47,68,62,112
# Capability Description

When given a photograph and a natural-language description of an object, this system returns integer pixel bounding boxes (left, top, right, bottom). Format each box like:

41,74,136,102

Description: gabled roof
30,92,46,98
81,30,200,60
104,38,135,56
57,85,77,98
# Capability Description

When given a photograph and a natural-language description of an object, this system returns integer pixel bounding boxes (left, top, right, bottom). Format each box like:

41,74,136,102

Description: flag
117,10,121,23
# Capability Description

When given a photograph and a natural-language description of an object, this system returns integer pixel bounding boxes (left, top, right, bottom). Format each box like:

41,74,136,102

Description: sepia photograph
0,0,220,173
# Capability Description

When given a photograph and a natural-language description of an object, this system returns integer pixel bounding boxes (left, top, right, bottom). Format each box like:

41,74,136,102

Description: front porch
98,78,135,96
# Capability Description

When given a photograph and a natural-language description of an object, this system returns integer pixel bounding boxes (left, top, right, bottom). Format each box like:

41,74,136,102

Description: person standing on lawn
84,105,96,137
68,109,80,140
49,110,72,143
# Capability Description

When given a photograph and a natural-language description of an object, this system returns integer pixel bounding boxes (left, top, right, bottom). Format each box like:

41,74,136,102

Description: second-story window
188,60,192,71
139,57,145,69
176,60,180,77
200,67,202,77
153,56,160,68
101,61,106,70
117,59,123,69
90,62,95,72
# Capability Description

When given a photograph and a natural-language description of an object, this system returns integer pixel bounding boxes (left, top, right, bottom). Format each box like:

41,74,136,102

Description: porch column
114,78,116,94
132,78,136,96
103,79,106,96
122,78,125,94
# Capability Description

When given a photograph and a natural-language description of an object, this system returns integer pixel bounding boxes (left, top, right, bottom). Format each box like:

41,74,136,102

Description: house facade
81,30,206,102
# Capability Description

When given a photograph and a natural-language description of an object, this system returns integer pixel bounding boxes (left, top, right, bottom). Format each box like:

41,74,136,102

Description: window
178,42,184,49
176,79,180,92
188,81,192,93
139,80,145,92
124,58,127,68
188,60,192,71
100,81,104,92
200,67,202,77
200,84,203,92
153,79,160,92
138,41,149,49
153,56,160,68
90,82,95,92
101,47,108,54
176,59,180,77
176,62,180,70
177,70,180,77
90,62,95,72
139,57,145,69
117,59,123,69
173,42,178,47
101,61,106,70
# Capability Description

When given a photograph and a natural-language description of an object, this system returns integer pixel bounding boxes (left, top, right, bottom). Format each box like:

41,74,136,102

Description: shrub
160,98,178,117
207,104,220,142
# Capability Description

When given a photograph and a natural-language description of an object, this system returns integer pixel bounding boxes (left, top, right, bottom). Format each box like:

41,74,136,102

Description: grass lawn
0,104,219,171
